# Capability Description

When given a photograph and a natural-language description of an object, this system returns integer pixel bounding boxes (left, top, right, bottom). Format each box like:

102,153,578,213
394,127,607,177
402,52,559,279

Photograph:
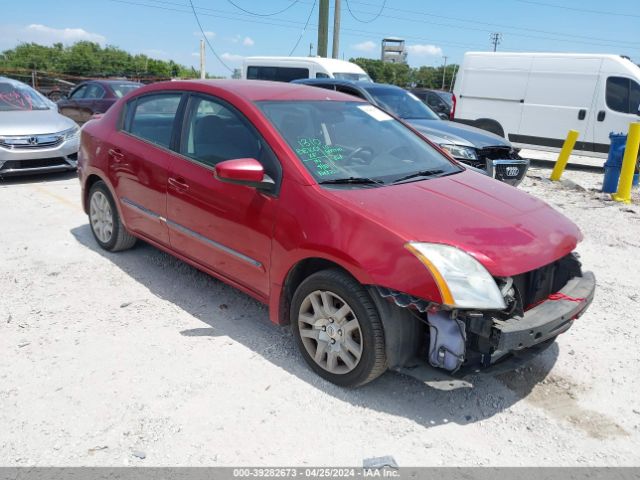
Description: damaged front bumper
468,271,595,370
378,270,595,380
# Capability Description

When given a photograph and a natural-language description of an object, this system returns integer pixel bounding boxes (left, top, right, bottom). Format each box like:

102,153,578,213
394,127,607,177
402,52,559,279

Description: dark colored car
294,79,529,186
57,80,142,124
78,80,595,387
410,88,452,119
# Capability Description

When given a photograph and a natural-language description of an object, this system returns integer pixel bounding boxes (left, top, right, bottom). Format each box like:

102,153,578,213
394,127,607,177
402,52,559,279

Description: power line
344,0,385,23
226,0,301,17
289,0,317,55
340,0,640,48
106,0,485,52
514,0,640,19
114,0,640,53
188,0,233,72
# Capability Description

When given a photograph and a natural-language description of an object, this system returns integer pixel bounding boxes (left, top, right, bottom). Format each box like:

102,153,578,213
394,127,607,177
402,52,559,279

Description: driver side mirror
215,158,275,190
438,112,449,120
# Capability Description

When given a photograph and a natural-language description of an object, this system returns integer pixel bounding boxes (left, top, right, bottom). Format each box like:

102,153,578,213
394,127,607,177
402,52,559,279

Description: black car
410,88,452,119
293,79,529,186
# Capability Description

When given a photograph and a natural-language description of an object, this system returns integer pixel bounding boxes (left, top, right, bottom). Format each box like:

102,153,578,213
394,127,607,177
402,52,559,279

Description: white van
452,52,640,157
241,56,371,83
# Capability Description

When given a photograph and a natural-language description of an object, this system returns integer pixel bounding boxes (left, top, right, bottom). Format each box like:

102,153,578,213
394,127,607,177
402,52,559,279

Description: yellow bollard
612,122,640,204
550,130,580,181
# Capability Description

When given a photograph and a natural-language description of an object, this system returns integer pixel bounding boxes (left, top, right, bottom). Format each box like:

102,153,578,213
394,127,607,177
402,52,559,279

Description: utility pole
441,56,448,90
490,32,502,52
199,39,206,79
449,64,458,92
318,0,329,57
331,0,341,59
309,43,314,56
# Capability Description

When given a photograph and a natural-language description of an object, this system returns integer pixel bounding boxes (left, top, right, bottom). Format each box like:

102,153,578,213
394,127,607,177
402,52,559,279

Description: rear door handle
597,110,606,121
168,177,190,192
578,109,586,120
108,148,124,162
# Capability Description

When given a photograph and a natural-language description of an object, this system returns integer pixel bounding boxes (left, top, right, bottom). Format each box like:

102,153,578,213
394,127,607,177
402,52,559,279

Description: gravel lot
1,164,639,467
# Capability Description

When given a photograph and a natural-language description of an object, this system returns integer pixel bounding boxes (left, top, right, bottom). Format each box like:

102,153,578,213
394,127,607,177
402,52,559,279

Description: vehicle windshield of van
333,72,372,82
0,82,51,111
366,87,440,121
258,100,460,185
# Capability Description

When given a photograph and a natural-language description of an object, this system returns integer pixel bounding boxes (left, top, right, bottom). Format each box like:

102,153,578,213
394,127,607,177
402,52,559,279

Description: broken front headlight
405,242,506,310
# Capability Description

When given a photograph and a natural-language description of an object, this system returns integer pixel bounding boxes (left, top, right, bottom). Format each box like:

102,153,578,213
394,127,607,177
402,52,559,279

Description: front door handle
578,109,586,120
597,110,606,121
108,148,124,162
168,177,190,192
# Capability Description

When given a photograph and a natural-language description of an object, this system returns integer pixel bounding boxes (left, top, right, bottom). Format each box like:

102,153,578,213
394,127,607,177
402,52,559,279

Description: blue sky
1,0,639,77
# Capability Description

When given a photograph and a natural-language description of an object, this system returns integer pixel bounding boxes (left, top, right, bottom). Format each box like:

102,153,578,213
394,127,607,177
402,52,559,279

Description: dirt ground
1,164,639,467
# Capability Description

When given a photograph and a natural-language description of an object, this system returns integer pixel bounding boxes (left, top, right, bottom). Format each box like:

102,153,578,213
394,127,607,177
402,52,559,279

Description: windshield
0,82,51,111
366,87,439,120
111,83,142,98
333,72,372,82
257,100,460,185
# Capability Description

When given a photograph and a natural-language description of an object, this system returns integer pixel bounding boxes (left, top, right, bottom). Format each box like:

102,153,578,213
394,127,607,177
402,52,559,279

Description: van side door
592,76,640,153
516,57,600,153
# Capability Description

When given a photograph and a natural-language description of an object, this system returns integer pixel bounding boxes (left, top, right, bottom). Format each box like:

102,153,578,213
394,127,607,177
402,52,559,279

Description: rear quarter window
124,93,182,148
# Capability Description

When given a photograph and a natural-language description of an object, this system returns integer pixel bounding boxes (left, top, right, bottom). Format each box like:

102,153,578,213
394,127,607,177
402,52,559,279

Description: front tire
290,269,387,387
88,181,136,252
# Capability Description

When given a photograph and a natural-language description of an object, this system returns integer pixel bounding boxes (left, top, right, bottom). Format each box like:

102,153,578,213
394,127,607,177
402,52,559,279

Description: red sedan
78,80,595,387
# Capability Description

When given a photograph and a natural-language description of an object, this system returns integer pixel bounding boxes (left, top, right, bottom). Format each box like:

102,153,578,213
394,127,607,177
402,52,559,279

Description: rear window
111,83,142,98
0,82,51,111
247,66,309,82
333,72,372,82
125,93,182,148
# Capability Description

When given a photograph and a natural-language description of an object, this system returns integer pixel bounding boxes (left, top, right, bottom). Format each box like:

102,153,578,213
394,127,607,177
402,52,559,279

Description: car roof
293,78,404,92
138,79,366,103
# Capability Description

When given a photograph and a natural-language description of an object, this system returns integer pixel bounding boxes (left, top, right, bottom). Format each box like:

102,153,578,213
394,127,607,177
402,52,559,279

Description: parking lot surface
1,167,639,466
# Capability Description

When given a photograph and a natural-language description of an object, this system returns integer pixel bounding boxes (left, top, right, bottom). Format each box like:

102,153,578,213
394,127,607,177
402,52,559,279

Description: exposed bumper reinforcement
492,271,595,352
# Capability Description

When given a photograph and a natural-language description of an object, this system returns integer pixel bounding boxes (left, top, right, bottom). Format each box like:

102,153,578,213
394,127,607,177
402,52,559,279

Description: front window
333,72,372,82
366,87,439,120
257,100,460,185
606,76,640,114
0,82,51,111
84,84,106,100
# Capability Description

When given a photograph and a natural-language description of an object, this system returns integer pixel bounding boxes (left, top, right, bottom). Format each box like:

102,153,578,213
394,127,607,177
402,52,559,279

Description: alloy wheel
89,191,114,244
297,290,363,374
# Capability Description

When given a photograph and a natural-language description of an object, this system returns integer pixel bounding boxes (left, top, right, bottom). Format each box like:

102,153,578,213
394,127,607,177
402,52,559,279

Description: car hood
0,109,77,136
324,170,581,277
407,119,511,149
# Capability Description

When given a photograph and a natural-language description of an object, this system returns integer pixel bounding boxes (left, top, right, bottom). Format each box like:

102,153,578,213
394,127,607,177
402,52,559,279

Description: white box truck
452,52,640,157
241,56,371,83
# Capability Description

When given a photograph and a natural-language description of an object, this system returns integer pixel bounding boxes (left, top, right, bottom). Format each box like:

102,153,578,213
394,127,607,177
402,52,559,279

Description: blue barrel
602,133,628,193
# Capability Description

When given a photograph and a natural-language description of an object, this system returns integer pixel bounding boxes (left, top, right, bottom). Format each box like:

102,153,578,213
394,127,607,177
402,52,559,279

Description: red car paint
78,80,582,325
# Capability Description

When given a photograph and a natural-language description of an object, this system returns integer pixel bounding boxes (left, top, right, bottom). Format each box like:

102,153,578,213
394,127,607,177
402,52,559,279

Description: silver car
0,77,79,177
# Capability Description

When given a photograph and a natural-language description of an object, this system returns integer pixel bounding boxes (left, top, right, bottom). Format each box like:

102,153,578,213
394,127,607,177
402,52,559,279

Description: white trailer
452,52,640,157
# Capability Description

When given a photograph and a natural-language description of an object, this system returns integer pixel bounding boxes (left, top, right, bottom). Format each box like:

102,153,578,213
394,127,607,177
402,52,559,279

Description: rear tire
88,181,136,252
290,269,387,387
